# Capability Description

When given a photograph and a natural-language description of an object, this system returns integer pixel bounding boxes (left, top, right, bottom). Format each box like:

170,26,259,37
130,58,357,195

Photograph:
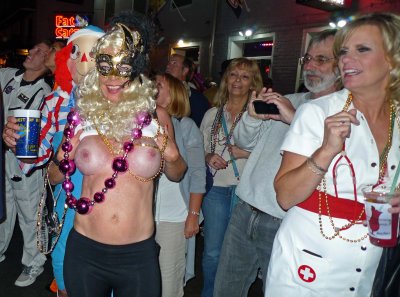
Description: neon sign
55,15,79,39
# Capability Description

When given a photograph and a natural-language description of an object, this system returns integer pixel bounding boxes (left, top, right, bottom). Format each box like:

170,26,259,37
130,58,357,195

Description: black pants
371,238,400,297
64,228,161,297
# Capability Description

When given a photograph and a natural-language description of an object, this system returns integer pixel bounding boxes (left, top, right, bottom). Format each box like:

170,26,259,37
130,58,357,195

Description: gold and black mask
95,23,143,79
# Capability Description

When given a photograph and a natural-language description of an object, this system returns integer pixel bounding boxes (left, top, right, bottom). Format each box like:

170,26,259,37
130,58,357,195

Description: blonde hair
214,58,263,107
76,25,156,141
334,12,400,104
160,73,190,118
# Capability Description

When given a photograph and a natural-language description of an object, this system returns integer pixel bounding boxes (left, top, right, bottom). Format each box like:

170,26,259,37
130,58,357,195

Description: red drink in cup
362,186,400,247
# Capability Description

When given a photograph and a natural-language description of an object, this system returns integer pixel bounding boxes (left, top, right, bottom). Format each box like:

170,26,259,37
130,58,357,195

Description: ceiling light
245,29,253,37
337,19,347,27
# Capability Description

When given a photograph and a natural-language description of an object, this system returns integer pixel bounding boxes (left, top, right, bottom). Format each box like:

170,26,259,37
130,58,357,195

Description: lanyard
221,113,240,180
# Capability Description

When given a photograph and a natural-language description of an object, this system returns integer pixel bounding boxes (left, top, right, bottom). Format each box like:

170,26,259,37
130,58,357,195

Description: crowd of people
1,9,400,297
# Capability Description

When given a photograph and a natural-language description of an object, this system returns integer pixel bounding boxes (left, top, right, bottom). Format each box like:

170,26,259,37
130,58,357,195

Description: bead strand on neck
59,110,152,215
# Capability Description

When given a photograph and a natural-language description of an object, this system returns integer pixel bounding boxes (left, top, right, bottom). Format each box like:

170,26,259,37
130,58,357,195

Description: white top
200,106,247,187
281,88,400,200
265,88,400,296
155,173,187,222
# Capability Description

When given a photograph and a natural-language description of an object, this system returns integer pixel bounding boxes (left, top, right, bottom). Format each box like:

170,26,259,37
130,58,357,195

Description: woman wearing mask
49,23,186,297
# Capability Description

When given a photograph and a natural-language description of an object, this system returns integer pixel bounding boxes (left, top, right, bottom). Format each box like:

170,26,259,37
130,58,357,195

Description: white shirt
200,106,247,187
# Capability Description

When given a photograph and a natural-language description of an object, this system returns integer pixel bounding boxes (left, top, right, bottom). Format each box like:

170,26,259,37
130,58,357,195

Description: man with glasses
0,40,52,287
213,29,340,297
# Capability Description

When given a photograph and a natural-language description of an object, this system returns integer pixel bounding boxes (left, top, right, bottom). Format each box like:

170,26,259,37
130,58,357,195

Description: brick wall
157,0,400,94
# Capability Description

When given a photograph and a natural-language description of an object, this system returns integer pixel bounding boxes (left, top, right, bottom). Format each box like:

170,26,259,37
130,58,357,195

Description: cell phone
252,100,280,115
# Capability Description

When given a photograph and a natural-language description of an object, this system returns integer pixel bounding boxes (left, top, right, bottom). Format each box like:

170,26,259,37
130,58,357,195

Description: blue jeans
213,199,282,297
201,185,238,297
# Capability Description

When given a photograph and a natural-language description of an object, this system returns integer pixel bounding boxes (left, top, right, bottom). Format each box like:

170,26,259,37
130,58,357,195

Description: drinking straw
390,162,400,194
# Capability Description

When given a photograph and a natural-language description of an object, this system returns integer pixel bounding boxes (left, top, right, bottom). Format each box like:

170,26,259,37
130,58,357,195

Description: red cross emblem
298,265,316,283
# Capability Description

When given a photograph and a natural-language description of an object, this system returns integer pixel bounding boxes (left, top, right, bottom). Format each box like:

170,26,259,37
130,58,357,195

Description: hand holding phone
252,100,280,115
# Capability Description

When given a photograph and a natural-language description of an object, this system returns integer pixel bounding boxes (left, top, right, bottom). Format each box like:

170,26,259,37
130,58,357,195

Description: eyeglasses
299,54,334,66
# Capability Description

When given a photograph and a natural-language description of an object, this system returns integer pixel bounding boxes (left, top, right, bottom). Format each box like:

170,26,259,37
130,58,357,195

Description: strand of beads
59,110,152,215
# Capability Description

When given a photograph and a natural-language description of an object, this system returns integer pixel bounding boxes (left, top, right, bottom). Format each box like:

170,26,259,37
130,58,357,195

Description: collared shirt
282,88,400,200
233,92,311,217
1,68,51,117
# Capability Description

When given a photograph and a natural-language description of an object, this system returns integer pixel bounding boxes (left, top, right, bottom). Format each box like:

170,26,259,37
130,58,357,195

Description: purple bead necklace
60,110,152,215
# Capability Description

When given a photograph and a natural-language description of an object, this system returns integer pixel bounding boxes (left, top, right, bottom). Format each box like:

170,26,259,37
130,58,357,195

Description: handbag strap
221,113,240,180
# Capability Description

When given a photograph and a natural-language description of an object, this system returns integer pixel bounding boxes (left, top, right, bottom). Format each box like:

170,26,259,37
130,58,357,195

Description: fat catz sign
55,15,80,39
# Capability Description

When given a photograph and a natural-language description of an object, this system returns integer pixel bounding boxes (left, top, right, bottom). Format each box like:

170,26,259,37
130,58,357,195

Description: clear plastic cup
362,185,400,247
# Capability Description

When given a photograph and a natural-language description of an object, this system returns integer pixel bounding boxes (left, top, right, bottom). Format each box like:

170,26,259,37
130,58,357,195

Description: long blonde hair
214,58,263,107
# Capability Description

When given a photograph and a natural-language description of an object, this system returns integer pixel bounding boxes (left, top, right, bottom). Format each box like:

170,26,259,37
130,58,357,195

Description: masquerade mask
95,23,143,78
96,53,133,77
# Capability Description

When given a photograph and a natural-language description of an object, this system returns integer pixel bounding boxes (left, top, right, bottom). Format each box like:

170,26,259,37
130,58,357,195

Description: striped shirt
20,86,73,174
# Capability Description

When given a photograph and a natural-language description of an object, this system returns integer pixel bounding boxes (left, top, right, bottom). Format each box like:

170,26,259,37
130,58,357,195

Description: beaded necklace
318,92,395,242
95,123,166,182
59,110,153,215
210,102,247,157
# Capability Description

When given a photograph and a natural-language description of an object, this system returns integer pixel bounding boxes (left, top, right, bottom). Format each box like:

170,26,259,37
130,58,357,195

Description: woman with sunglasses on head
266,12,400,296
49,22,185,297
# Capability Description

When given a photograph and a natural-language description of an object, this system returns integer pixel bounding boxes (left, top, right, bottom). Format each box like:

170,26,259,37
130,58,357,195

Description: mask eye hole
70,45,80,60
98,63,112,75
116,64,132,77
96,54,114,76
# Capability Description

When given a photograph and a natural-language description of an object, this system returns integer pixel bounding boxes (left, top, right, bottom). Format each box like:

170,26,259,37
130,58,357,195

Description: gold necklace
95,126,166,182
318,92,395,242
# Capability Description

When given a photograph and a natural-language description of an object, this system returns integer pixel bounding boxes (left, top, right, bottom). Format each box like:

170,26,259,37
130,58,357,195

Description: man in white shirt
213,29,341,297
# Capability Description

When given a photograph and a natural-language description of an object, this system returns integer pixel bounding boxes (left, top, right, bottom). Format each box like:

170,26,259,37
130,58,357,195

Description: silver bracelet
189,210,200,216
307,157,327,176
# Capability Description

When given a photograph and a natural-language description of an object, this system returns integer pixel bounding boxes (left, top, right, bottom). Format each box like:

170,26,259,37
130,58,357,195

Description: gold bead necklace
95,124,166,182
318,92,395,242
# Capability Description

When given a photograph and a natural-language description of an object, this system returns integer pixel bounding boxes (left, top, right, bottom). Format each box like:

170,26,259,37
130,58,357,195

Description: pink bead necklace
59,110,152,215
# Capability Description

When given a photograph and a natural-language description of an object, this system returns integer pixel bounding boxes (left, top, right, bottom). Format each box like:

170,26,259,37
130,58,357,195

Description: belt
11,175,22,182
250,205,264,213
249,204,281,221
298,190,366,221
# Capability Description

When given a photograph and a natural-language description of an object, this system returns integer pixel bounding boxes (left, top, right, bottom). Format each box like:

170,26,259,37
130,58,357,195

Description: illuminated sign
55,15,79,39
296,0,352,11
